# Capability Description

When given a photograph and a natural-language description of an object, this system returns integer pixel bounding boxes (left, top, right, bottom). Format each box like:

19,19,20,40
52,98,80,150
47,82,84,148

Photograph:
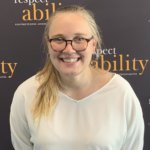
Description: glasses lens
72,39,87,51
50,39,66,51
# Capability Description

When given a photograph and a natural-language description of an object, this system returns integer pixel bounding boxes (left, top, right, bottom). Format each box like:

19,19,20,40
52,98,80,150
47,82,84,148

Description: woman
10,5,144,150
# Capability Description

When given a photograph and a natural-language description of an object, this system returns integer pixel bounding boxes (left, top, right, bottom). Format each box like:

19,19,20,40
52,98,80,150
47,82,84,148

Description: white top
10,74,144,150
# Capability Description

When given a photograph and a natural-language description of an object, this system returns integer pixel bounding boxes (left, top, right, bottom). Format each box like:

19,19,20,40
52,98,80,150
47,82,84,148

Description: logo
0,61,18,78
91,48,149,76
14,0,62,26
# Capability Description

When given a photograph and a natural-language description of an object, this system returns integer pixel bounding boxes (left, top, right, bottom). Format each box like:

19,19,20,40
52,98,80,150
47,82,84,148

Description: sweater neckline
59,73,118,103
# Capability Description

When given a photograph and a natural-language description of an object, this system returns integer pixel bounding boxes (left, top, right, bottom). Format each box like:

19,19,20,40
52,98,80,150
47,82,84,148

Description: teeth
62,58,78,63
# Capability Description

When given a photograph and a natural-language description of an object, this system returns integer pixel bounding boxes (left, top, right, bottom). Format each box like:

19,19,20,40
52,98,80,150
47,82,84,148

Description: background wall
0,0,149,149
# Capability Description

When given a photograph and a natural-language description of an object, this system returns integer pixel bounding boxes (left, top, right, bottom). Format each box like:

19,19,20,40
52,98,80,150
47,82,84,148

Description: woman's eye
53,38,65,43
74,37,85,42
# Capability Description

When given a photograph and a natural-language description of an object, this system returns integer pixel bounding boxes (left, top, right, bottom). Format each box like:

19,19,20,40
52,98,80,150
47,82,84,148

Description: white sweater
10,74,144,150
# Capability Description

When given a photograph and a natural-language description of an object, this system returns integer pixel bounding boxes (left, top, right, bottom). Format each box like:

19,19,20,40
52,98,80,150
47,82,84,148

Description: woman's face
48,12,97,77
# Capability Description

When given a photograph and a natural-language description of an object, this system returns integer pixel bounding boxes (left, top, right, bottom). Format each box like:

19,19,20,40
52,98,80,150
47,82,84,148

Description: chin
60,70,81,77
63,72,79,77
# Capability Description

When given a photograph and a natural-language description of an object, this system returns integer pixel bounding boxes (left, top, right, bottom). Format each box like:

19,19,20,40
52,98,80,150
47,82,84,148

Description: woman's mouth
58,52,82,63
60,57,81,63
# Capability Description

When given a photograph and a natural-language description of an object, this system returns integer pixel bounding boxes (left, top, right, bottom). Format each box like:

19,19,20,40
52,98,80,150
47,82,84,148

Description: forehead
49,12,92,37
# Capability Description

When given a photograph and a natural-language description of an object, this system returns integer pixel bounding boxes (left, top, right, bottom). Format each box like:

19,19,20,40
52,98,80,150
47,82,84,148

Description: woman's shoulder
15,74,39,95
112,73,132,89
107,72,135,96
96,69,133,92
11,75,39,111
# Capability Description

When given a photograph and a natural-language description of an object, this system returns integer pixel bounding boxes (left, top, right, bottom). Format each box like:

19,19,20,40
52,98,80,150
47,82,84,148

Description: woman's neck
59,68,113,100
60,67,94,91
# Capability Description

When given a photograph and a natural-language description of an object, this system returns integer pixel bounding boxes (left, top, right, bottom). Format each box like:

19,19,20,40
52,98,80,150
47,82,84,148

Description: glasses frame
48,36,93,52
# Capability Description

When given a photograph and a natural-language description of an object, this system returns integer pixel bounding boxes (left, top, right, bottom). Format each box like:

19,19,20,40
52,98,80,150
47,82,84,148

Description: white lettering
14,0,48,5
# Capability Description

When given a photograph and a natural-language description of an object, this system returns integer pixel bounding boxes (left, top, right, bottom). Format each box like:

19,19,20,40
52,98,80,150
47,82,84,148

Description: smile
58,52,82,63
60,57,81,63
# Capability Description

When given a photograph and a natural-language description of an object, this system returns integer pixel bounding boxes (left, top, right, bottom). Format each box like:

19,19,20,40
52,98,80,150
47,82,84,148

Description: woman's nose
63,41,75,52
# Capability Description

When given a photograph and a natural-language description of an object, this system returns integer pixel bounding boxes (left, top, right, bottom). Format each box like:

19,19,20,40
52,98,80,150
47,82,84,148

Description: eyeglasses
48,36,93,52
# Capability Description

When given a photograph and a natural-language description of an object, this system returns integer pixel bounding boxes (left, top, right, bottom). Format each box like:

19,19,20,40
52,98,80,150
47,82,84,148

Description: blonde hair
32,5,102,120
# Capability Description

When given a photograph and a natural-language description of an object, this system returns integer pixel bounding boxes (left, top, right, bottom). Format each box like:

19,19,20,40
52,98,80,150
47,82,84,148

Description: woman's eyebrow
50,34,65,38
74,33,88,36
50,33,88,39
